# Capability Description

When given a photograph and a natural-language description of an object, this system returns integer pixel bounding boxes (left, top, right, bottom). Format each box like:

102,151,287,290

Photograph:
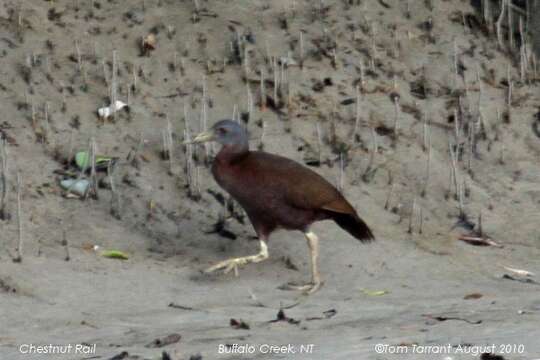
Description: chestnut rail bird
189,119,374,293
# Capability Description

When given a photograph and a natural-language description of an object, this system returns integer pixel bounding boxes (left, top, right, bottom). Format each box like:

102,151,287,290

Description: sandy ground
1,0,539,359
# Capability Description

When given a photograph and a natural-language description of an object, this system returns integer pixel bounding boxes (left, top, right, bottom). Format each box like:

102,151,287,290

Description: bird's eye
218,127,228,135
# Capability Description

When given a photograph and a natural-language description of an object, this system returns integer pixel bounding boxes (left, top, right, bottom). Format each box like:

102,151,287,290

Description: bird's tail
332,212,375,243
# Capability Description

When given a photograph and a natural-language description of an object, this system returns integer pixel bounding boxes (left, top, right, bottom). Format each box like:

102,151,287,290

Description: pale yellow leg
205,240,269,276
286,231,323,294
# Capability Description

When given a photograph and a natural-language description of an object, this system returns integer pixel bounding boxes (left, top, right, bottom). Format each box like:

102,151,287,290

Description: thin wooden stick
89,138,98,199
467,120,474,172
506,63,513,123
497,0,507,49
449,140,459,199
352,85,361,142
31,99,36,130
0,136,8,220
454,108,460,144
477,210,483,237
457,178,465,217
359,59,365,91
453,38,459,88
43,102,51,145
259,119,266,150
338,152,344,192
132,66,138,91
408,197,416,234
246,83,253,122
108,160,121,220
392,96,400,143
362,127,377,182
384,183,394,210
111,50,118,122
201,76,210,159
299,31,305,69
166,116,174,174
418,207,423,234
75,40,82,72
369,22,377,71
476,63,483,114
483,0,492,33
102,58,109,87
232,104,239,123
13,172,23,263
422,110,430,152
273,56,279,102
260,67,266,110
508,0,514,49
62,229,70,261
316,121,322,165
421,137,431,198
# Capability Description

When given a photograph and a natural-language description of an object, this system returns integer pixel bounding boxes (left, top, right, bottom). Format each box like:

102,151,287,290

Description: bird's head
187,119,248,147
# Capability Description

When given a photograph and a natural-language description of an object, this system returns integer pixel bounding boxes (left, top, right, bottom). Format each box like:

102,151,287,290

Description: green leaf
75,151,114,170
360,288,389,296
101,250,129,260
75,151,90,170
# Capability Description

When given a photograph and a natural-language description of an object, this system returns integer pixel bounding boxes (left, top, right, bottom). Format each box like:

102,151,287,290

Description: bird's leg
205,239,269,276
284,231,323,294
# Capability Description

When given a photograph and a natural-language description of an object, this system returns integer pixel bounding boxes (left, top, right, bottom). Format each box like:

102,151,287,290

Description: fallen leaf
306,308,337,321
230,318,250,330
502,274,540,285
109,351,129,360
75,151,115,171
269,309,300,325
143,33,157,50
464,293,483,300
502,265,535,277
323,309,337,318
361,289,389,296
458,235,503,248
145,333,181,348
168,303,196,311
480,353,506,360
81,243,95,251
101,250,129,260
423,314,482,325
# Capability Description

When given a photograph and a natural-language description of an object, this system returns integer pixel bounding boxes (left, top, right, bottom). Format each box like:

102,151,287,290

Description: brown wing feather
243,152,355,214
231,151,374,241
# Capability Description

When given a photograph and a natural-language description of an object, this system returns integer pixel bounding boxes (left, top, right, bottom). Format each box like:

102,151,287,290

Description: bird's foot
205,240,269,277
280,280,323,294
204,257,250,276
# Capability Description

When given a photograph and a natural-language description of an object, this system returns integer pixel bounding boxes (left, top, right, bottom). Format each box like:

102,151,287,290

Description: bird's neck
216,143,249,164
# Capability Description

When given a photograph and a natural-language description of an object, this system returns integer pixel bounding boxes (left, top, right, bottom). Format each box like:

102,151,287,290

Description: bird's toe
304,281,322,294
205,258,245,276
279,280,323,294
223,260,240,276
204,261,228,274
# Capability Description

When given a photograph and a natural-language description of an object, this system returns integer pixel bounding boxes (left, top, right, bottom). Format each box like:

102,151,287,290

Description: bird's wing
284,168,356,215
246,152,357,215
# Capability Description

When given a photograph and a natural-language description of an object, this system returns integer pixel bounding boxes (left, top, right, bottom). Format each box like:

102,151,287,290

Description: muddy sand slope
0,0,539,359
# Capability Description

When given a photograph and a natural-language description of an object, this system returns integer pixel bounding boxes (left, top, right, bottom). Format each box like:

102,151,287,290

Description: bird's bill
184,131,215,144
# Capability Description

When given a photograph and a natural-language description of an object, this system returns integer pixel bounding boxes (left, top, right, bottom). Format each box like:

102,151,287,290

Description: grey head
212,120,248,146
191,119,248,148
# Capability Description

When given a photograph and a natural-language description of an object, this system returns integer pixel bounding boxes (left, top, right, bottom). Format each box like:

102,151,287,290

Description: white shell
60,179,90,196
98,100,127,119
